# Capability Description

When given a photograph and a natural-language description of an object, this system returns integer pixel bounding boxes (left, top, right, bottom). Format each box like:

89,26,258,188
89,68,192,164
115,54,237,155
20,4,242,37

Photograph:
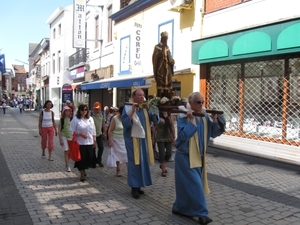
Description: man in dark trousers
91,102,107,167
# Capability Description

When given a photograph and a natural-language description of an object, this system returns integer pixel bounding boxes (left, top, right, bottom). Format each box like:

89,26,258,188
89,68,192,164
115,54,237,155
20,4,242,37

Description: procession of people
34,32,225,224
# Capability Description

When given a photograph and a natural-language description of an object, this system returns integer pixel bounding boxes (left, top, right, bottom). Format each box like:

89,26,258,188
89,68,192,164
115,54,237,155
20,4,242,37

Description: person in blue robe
122,89,160,199
172,92,225,225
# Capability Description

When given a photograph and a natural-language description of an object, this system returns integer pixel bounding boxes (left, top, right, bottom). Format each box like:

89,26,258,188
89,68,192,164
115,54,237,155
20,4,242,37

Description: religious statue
152,31,175,99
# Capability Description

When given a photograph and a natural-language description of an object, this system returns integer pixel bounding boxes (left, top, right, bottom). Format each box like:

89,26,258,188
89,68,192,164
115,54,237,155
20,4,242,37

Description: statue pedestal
158,89,172,100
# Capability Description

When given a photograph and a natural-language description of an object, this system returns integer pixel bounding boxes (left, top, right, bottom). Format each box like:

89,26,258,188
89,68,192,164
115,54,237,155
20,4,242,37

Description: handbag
68,133,81,162
106,151,116,168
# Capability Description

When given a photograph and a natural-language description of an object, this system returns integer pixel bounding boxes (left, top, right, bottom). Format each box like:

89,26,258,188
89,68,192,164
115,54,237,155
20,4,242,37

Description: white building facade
46,5,75,118
81,0,202,106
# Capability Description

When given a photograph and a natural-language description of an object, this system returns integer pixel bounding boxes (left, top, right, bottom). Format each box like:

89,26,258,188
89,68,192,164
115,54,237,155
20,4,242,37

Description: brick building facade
205,0,252,13
12,65,27,96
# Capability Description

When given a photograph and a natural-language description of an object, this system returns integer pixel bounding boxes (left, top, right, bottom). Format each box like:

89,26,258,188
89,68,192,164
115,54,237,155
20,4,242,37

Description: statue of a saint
152,31,175,99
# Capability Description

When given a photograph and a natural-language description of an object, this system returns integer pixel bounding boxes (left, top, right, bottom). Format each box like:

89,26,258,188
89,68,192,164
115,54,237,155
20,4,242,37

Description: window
53,28,56,39
107,5,112,43
58,51,61,73
120,0,131,9
207,54,300,146
52,53,55,74
95,16,99,48
58,24,61,35
47,62,50,75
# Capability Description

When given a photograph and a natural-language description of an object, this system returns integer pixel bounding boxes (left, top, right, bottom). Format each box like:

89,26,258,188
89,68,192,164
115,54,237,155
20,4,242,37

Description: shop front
81,75,148,107
192,18,300,163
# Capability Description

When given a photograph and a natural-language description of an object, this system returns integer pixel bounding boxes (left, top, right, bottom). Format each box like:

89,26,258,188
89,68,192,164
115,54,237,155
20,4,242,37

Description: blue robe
172,115,223,217
122,108,159,188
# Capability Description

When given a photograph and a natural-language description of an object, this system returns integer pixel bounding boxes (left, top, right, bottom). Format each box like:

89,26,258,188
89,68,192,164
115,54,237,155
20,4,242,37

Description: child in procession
58,106,73,172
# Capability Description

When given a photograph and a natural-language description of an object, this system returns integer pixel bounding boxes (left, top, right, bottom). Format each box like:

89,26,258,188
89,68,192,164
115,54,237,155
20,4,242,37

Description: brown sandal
116,171,122,177
161,172,166,177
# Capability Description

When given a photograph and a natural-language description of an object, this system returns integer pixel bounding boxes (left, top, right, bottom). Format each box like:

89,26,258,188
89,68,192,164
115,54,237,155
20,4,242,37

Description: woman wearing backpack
38,100,57,161
58,106,72,172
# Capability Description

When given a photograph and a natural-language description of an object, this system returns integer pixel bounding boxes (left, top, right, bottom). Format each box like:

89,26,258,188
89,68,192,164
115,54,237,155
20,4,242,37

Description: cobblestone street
0,108,300,225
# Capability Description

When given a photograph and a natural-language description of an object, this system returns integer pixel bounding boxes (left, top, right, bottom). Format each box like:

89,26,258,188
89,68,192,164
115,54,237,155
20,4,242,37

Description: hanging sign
62,83,73,103
73,0,86,48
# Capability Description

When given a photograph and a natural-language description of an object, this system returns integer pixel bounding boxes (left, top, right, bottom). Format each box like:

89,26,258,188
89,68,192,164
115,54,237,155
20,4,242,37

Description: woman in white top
70,104,96,182
38,100,57,161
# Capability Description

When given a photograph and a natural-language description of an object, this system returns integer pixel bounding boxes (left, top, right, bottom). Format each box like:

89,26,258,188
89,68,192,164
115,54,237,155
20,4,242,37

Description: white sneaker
66,166,71,172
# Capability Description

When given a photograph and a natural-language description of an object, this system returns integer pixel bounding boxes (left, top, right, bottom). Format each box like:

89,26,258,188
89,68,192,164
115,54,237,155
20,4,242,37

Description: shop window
208,55,300,146
172,81,181,97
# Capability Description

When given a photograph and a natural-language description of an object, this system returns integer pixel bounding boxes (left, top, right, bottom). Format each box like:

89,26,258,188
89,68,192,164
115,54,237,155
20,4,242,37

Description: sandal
80,176,85,182
161,172,166,177
116,171,122,177
160,165,167,173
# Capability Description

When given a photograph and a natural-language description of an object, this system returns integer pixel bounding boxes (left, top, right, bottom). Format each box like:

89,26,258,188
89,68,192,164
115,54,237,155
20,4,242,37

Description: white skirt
111,137,128,163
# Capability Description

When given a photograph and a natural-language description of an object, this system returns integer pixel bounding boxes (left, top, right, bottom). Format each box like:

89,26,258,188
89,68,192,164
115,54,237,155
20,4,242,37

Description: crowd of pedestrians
1,96,36,114
36,89,225,225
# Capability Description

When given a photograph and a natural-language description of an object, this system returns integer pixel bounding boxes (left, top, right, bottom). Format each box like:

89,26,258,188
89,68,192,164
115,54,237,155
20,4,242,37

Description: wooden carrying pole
124,102,223,117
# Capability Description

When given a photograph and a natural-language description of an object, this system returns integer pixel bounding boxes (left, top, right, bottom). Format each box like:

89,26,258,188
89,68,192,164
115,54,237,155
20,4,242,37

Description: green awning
198,40,228,60
232,31,271,55
192,18,300,64
277,23,300,50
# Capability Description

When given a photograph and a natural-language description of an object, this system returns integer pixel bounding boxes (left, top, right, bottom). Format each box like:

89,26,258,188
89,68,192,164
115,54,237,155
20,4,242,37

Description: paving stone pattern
0,108,300,225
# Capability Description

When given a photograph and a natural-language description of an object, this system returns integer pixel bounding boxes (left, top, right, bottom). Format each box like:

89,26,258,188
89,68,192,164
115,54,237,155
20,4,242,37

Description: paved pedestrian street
0,108,300,225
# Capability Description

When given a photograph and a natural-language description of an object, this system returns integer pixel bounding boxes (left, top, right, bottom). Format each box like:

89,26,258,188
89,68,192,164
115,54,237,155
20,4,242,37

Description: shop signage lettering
73,0,86,48
134,22,142,68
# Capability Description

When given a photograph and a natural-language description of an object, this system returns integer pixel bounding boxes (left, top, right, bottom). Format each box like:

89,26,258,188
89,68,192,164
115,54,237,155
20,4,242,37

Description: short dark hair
43,100,53,109
119,106,124,115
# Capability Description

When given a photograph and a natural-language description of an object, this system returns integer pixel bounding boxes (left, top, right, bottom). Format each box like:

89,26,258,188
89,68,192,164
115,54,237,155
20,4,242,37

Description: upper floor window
52,53,55,74
107,5,112,43
95,16,99,48
58,24,61,35
120,0,131,9
42,65,45,76
53,28,56,39
58,51,61,73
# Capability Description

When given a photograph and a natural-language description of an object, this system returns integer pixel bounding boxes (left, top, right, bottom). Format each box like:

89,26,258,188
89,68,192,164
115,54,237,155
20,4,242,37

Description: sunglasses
113,110,119,112
194,101,204,104
80,108,88,111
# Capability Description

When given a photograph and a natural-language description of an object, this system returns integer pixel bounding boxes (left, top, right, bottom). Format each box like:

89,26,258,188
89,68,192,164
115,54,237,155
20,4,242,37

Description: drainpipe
200,0,205,39
198,0,206,97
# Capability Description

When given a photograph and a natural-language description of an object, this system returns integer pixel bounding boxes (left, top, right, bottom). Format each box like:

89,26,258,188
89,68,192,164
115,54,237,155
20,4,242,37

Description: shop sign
70,66,84,80
133,21,143,71
73,0,86,48
62,83,73,103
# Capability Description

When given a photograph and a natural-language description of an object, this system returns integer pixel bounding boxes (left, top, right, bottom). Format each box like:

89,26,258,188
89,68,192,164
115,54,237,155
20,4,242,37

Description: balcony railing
69,49,89,68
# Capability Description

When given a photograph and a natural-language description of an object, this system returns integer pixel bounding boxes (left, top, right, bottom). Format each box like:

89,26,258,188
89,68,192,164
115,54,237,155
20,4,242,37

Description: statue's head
161,31,168,38
160,31,168,44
